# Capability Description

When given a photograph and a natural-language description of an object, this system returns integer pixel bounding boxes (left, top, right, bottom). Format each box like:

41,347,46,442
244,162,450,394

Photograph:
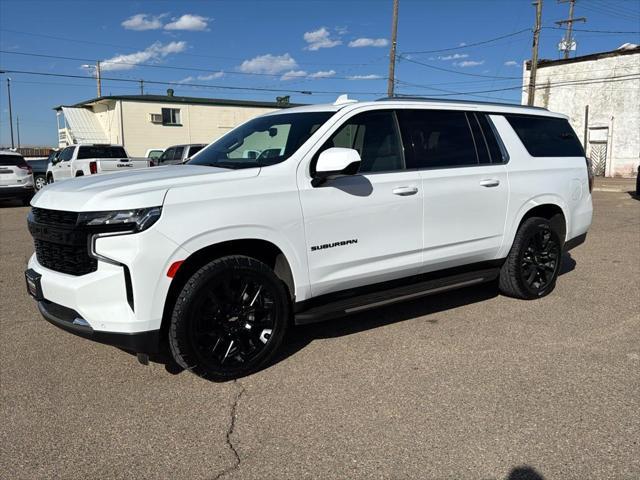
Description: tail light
586,157,594,193
19,164,33,174
89,161,97,174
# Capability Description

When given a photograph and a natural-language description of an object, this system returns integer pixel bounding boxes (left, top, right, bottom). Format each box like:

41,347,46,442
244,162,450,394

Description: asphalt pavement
1,183,638,480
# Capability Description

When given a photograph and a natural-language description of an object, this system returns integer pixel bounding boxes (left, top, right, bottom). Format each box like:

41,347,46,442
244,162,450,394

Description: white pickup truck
46,144,150,183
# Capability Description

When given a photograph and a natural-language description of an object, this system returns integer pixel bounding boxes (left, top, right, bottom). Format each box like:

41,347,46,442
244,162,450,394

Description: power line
399,55,522,79
402,28,531,55
0,68,387,96
0,50,383,81
545,26,640,34
0,28,382,67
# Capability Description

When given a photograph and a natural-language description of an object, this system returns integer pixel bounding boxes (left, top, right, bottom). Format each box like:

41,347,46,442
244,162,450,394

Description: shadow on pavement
507,465,545,480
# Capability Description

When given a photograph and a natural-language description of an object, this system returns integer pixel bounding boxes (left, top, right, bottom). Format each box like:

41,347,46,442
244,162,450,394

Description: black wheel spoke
520,226,560,292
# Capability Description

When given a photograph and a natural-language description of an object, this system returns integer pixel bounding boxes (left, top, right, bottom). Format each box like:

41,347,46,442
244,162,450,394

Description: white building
522,45,639,177
54,91,296,157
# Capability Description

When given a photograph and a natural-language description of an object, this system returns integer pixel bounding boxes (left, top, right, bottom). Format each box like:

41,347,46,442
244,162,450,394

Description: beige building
54,91,297,157
522,45,640,177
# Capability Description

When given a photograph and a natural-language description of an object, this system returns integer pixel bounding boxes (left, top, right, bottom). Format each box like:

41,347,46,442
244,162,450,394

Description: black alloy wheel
169,256,290,381
520,226,561,292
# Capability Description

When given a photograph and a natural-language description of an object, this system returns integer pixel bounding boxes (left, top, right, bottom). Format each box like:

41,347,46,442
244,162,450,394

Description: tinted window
0,154,27,166
188,145,204,157
505,114,584,157
190,112,333,169
397,110,477,169
159,148,175,164
467,113,491,165
476,114,507,163
147,150,163,160
58,147,75,161
322,110,404,173
77,146,127,159
173,146,185,161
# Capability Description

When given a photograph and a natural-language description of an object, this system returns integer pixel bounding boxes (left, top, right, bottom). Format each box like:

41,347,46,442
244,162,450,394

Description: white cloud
458,42,467,47
121,13,165,31
281,70,307,81
164,14,209,31
308,70,336,78
439,53,468,61
347,74,382,80
454,60,485,67
348,38,389,48
238,53,298,75
304,27,342,51
198,72,224,80
100,41,187,71
504,60,520,67
176,76,195,84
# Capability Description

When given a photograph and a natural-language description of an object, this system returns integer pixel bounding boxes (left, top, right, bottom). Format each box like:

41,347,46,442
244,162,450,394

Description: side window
173,146,185,161
321,110,404,173
159,148,175,164
59,147,75,161
397,109,478,169
467,113,491,165
505,114,584,157
476,114,508,163
188,145,204,157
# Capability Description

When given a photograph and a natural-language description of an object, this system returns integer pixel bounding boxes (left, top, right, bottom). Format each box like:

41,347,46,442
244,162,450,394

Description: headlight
78,207,162,232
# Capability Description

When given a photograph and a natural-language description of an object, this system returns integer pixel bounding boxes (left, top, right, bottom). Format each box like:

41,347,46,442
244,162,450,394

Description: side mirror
312,147,361,187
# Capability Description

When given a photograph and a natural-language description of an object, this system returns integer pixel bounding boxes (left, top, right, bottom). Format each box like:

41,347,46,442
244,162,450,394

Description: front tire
169,255,290,381
499,217,562,299
34,175,47,191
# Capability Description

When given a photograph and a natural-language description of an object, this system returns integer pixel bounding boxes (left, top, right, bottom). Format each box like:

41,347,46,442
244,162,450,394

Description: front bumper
37,299,161,353
0,185,34,199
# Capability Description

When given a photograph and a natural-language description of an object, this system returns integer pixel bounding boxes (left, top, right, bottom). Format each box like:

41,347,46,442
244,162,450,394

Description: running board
294,267,500,325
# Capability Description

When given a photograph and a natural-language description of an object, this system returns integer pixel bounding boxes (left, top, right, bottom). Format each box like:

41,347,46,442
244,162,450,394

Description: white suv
25,97,593,381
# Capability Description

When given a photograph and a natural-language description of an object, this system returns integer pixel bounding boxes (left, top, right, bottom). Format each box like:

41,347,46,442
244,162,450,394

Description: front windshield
188,111,334,169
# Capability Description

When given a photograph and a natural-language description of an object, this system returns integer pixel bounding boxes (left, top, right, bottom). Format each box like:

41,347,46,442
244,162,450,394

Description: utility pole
96,60,102,97
16,115,20,149
527,0,543,106
387,0,399,97
556,0,586,59
6,78,14,148
139,79,144,95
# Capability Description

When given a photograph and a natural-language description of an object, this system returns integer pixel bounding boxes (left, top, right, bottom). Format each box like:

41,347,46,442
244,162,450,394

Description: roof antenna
333,94,358,106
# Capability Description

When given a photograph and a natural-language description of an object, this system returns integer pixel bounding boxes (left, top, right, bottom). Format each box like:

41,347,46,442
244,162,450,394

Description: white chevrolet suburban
46,144,150,183
25,97,593,381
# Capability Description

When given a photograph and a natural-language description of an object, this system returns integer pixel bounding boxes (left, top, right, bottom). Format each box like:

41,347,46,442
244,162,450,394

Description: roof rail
376,96,548,111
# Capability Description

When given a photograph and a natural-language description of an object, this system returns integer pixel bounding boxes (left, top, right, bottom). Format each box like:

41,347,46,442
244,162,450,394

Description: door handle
392,186,419,196
479,179,500,188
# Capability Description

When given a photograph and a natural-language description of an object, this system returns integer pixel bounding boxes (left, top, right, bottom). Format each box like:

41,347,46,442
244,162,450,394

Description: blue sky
1,0,638,146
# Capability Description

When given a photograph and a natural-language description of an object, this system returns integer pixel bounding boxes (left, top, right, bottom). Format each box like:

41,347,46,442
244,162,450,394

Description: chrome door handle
479,179,500,187
393,186,419,196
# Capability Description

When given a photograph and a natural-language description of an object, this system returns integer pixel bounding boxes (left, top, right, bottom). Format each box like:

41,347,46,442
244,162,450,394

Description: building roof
54,94,304,110
526,45,640,70
60,107,110,144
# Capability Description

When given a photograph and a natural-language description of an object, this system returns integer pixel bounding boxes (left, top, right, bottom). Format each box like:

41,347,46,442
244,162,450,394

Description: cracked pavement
1,185,639,479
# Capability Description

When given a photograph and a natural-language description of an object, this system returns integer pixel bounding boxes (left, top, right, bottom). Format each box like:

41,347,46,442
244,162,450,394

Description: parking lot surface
1,186,638,480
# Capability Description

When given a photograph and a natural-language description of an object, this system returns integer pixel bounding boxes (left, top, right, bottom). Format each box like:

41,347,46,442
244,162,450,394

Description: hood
32,165,260,212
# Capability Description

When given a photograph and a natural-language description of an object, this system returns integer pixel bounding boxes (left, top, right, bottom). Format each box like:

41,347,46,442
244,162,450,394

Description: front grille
28,207,96,276
31,207,78,226
33,239,97,276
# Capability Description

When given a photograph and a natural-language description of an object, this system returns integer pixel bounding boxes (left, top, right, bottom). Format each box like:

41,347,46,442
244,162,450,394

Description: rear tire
168,255,290,381
34,175,46,191
499,217,562,299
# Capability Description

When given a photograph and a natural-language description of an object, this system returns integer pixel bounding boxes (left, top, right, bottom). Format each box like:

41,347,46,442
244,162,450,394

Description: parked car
46,144,151,183
156,144,206,165
27,156,52,191
636,165,639,196
0,150,34,205
25,97,593,381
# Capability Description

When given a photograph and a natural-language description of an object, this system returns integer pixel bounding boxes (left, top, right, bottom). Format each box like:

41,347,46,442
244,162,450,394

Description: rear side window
476,114,508,163
77,146,127,159
188,145,204,157
397,109,477,169
505,115,584,157
0,154,27,166
173,146,185,160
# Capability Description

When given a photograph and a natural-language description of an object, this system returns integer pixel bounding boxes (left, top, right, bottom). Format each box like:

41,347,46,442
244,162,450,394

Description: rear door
0,154,30,186
397,109,509,272
299,109,424,296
